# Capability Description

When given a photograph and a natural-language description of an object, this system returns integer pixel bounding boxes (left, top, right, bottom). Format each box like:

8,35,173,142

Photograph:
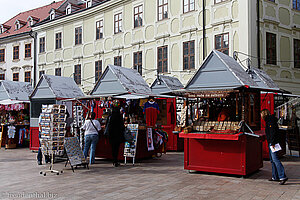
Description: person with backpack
81,112,101,164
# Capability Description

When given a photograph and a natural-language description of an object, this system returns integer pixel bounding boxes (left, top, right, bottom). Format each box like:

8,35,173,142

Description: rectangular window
134,5,143,28
294,39,300,68
114,13,122,34
39,70,45,78
134,51,142,75
215,33,229,55
25,43,31,58
25,71,31,82
13,73,19,81
95,60,102,83
266,32,277,65
157,46,168,73
114,56,122,66
183,41,195,70
96,20,103,40
183,0,195,13
55,32,62,49
0,74,5,80
75,27,82,45
39,37,45,53
0,49,5,62
293,0,300,10
158,0,168,21
13,46,19,60
74,64,81,85
214,0,228,3
55,68,61,76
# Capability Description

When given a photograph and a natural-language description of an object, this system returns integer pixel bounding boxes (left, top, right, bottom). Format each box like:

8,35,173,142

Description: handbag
90,119,101,135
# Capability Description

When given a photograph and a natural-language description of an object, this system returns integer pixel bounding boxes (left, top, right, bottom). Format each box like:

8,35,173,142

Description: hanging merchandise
146,128,154,151
72,105,85,149
7,126,16,139
143,99,160,127
124,124,139,165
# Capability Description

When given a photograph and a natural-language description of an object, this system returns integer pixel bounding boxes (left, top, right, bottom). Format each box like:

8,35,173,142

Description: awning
0,99,30,105
114,94,149,99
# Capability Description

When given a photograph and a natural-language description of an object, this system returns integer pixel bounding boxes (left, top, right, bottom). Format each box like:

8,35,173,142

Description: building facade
32,0,300,94
0,1,63,85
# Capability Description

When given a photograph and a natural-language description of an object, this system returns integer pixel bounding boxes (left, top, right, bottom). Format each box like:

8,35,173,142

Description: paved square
0,148,299,200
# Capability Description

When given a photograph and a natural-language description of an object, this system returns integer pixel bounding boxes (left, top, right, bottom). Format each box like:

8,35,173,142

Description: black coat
107,108,125,144
265,115,279,146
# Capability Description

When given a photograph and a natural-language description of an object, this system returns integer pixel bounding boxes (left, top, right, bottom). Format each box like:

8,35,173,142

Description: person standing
107,100,125,167
81,112,101,164
261,109,288,185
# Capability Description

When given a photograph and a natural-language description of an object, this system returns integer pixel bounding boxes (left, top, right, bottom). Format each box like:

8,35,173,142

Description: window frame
0,49,5,62
96,20,104,40
183,0,195,13
158,0,168,21
294,39,300,68
133,51,143,75
114,13,122,34
55,68,61,76
75,27,82,45
39,37,45,53
114,56,122,66
293,0,300,10
74,64,81,85
24,71,31,82
39,70,45,78
134,5,143,28
13,72,19,81
13,46,19,60
0,74,5,80
215,33,229,55
95,60,102,83
266,32,277,65
183,40,195,70
25,43,31,58
55,32,62,49
157,46,168,73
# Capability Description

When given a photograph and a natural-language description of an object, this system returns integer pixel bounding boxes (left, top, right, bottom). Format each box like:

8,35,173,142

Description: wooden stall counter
180,132,263,176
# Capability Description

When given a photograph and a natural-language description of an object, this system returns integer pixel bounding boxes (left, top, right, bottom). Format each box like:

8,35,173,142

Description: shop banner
147,128,154,151
123,124,139,158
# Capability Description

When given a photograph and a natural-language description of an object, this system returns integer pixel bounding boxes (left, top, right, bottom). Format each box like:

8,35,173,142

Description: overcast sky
0,0,57,24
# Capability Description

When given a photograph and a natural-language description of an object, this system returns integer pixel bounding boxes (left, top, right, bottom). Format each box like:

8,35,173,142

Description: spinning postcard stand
124,124,139,165
39,104,67,176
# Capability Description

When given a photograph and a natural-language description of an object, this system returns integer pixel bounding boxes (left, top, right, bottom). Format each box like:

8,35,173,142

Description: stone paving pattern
0,148,299,200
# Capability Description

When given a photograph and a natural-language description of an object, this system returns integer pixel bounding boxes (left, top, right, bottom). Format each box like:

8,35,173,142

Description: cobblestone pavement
0,148,299,200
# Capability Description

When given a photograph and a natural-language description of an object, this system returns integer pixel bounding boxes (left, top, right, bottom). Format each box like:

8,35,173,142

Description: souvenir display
124,124,139,165
72,105,85,148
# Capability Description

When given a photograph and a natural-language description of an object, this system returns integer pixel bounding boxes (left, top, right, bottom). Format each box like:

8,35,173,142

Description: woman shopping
81,112,101,164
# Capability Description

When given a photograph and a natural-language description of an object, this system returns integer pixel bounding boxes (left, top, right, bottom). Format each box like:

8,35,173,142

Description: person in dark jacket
107,100,125,167
261,109,288,185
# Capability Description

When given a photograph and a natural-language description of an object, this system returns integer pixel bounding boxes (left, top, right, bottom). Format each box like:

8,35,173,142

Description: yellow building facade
33,0,300,94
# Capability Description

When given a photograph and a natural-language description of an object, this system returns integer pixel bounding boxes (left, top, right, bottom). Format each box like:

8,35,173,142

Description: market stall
0,80,33,149
151,75,184,151
77,64,169,161
29,75,85,150
178,50,281,176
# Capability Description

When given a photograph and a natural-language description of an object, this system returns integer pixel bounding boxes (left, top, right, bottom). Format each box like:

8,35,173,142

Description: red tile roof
0,1,64,39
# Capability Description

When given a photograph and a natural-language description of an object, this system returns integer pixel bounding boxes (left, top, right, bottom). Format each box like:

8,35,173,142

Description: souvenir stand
0,81,33,149
29,75,85,151
178,50,281,176
79,64,168,161
151,75,184,151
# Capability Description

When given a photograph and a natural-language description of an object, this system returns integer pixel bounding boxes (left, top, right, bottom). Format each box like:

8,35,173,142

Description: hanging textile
146,128,154,151
143,101,160,127
8,126,16,139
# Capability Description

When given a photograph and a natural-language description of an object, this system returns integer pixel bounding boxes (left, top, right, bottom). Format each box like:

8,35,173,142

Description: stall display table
180,132,263,176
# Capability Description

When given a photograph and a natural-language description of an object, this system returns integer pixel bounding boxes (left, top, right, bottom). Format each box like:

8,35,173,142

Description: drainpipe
257,0,261,69
203,0,206,60
29,31,37,87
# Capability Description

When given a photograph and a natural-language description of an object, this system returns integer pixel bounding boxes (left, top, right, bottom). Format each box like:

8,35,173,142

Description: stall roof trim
30,74,85,99
0,80,33,101
151,75,184,94
185,50,259,91
91,64,152,96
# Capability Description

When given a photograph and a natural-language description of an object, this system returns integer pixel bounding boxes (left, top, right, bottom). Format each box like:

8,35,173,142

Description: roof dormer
14,19,27,30
65,3,83,15
27,16,40,27
66,4,72,14
49,8,65,20
0,24,11,34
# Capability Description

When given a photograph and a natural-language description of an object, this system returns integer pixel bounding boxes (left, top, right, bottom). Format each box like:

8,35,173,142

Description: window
114,56,122,66
13,46,19,60
134,51,142,75
183,41,195,70
114,13,122,34
214,0,228,3
266,32,277,65
39,70,45,78
39,37,45,53
158,46,168,73
25,43,31,58
96,20,103,40
134,5,143,28
87,0,92,7
294,39,300,68
215,33,229,55
0,74,5,80
158,0,168,21
13,73,19,81
293,0,300,10
55,68,61,76
95,60,102,82
0,49,5,62
183,0,195,13
25,71,31,82
75,27,82,45
74,64,81,85
56,32,62,49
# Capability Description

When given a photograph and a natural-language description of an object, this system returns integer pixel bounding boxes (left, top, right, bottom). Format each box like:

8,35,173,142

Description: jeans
269,145,287,180
83,134,99,164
